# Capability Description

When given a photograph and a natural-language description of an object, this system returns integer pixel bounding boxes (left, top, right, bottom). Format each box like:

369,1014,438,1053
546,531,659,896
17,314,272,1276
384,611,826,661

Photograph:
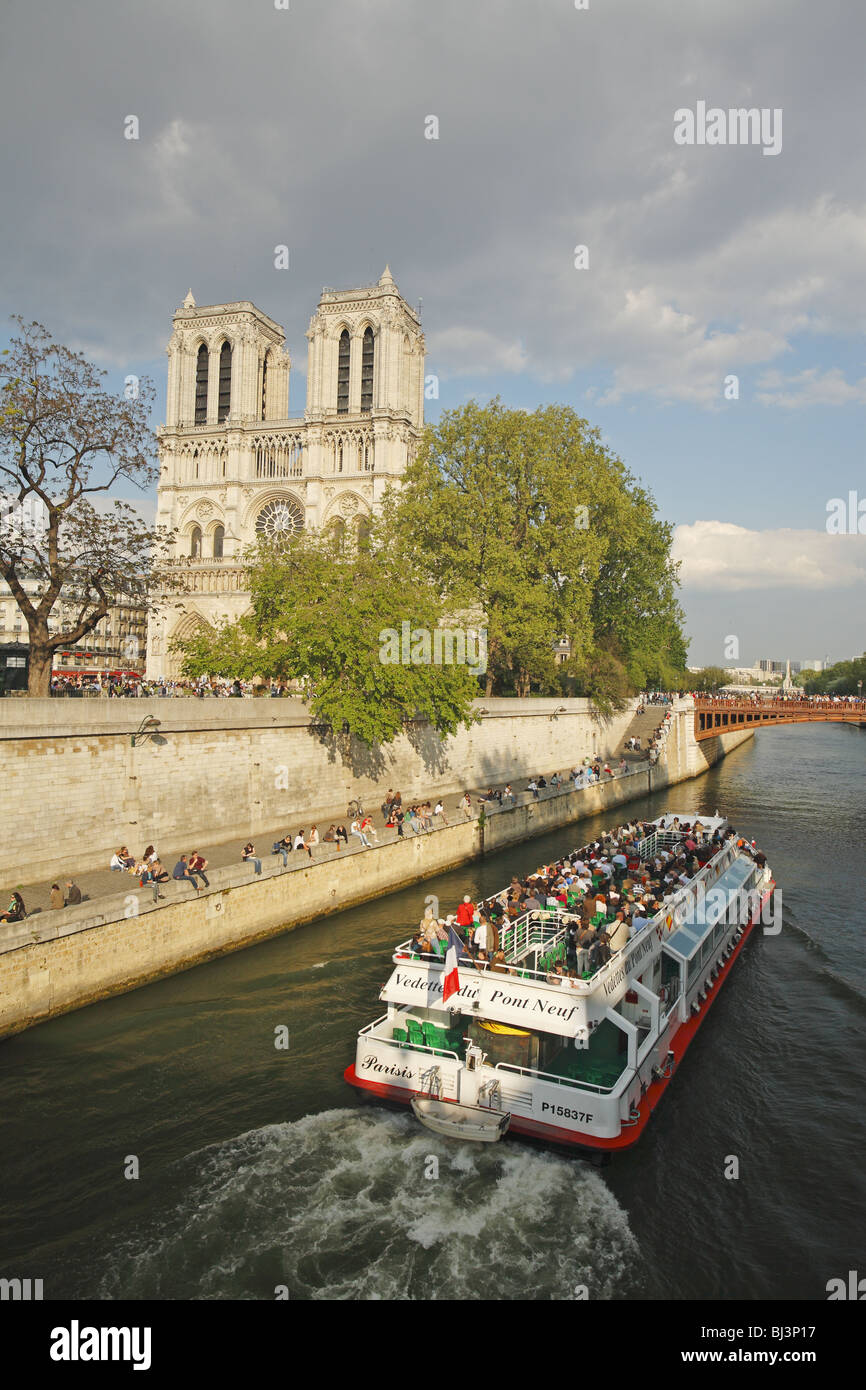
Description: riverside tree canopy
383,399,688,705
175,531,483,747
177,398,689,741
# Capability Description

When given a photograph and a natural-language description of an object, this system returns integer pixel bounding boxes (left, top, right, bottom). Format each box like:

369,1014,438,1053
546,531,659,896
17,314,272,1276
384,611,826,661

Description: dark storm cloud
2,0,863,401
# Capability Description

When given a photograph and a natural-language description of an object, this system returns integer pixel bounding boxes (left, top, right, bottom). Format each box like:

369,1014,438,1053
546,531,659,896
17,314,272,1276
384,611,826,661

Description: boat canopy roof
664,856,756,961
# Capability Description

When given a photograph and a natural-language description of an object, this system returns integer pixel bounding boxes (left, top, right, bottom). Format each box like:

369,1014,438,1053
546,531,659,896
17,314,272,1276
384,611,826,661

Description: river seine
2,723,864,1300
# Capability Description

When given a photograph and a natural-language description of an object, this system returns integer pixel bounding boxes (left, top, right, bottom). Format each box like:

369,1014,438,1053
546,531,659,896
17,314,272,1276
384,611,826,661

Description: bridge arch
694,698,865,741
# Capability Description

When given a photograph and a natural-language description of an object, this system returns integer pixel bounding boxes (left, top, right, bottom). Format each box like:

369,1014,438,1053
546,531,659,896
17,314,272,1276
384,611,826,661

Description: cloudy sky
2,0,864,665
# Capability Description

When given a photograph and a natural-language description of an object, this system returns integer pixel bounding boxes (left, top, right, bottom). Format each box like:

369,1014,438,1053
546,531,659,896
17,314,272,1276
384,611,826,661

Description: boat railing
394,912,609,988
359,1013,391,1035
634,828,687,861
358,1015,460,1061
492,1060,620,1096
499,910,575,966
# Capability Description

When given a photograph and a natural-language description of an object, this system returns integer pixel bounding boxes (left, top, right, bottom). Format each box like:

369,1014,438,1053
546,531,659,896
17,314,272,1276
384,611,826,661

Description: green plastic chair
406,1019,425,1047
424,1021,458,1056
392,1025,408,1043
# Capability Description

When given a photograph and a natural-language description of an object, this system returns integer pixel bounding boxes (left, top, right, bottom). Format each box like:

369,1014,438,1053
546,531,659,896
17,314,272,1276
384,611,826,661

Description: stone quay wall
0,695,639,890
0,703,755,1039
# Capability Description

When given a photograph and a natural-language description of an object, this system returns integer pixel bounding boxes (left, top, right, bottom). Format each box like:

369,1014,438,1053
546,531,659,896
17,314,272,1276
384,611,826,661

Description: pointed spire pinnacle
183,289,196,309
379,265,395,287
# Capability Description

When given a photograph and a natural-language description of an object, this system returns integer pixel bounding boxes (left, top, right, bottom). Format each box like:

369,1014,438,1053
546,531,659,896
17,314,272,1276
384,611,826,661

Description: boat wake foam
92,1108,640,1300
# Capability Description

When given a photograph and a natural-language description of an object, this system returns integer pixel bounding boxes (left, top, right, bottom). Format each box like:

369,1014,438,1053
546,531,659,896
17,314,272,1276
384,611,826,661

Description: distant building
0,578,146,677
757,657,810,675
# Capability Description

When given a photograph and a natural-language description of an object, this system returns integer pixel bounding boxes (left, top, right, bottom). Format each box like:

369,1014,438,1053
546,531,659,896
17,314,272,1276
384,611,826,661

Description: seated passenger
0,891,26,922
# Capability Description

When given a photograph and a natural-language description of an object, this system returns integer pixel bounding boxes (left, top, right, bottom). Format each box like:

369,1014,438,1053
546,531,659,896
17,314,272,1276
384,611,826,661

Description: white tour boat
345,813,775,1152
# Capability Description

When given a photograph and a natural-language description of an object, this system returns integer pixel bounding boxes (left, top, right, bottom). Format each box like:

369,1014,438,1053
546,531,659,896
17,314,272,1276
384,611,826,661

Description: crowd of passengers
404,817,767,984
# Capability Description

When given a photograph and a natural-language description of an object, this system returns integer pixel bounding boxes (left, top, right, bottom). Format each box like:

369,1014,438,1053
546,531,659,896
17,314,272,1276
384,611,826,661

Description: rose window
255,497,304,540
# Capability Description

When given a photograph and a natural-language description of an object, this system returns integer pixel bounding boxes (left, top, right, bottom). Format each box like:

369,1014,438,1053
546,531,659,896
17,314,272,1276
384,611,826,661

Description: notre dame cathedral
145,268,425,677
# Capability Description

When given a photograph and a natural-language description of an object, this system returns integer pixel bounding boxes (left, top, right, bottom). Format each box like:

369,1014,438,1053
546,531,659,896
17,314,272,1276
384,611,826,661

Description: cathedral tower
146,271,425,677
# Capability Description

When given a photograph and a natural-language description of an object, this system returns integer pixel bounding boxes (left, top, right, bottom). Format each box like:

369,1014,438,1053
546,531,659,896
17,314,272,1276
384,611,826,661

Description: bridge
693,697,866,741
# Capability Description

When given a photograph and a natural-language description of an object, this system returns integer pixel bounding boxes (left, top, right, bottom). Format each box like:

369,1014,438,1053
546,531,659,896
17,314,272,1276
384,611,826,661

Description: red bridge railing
692,697,866,740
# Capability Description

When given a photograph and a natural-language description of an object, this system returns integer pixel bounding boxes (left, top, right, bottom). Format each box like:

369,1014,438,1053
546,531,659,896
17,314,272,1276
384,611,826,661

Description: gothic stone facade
146,268,425,677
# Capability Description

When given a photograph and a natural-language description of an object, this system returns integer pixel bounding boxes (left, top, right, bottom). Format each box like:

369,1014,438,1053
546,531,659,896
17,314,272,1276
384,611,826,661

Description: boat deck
543,1041,626,1091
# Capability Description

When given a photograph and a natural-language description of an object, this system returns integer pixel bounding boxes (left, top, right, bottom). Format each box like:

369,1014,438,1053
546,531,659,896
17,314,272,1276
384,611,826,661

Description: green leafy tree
802,654,866,696
690,666,730,693
0,318,173,694
384,398,687,703
176,529,482,746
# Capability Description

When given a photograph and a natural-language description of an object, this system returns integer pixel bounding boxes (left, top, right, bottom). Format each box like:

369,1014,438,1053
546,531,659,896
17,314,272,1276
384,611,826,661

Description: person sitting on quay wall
350,819,371,848
188,851,210,889
0,891,27,923
293,830,313,859
242,842,262,875
172,854,201,892
272,833,292,866
143,859,169,902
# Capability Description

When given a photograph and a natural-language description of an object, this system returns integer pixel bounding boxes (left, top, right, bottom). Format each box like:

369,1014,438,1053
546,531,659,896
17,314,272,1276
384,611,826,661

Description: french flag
442,925,467,1003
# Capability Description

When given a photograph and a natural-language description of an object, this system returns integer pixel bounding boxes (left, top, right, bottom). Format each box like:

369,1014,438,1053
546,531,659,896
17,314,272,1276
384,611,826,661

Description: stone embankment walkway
9,756,653,920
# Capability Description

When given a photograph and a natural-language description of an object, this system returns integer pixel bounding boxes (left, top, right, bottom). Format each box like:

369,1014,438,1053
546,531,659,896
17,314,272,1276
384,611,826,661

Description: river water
2,723,864,1301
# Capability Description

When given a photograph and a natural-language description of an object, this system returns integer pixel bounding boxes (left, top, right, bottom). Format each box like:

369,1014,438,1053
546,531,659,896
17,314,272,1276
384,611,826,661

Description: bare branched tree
0,318,174,694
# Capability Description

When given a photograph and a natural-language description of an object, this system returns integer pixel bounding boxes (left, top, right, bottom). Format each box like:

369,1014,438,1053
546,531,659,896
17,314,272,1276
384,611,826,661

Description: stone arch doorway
165,610,214,680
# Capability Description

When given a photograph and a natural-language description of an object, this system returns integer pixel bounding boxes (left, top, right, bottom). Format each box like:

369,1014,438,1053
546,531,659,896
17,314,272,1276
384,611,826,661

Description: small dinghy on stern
410,1095,512,1142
